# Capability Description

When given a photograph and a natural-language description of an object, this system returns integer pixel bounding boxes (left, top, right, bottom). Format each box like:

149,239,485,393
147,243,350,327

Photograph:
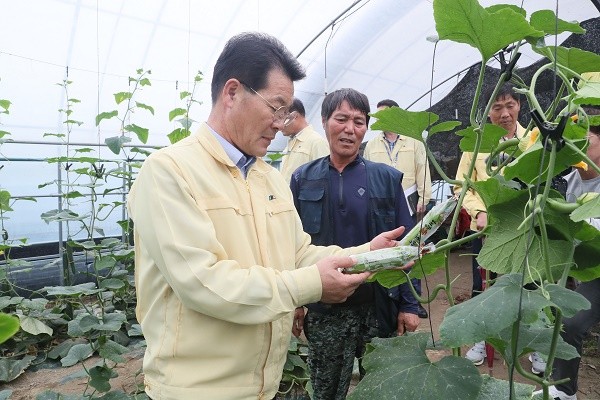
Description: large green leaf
429,120,462,135
43,282,101,296
370,107,438,143
529,10,585,35
532,46,600,78
433,0,543,61
457,123,507,153
0,313,19,344
35,391,81,400
348,333,482,400
503,138,588,184
168,127,190,144
95,110,118,126
475,181,576,280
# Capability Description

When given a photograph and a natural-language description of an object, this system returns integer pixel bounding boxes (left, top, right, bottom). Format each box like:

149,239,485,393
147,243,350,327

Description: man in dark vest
290,88,420,400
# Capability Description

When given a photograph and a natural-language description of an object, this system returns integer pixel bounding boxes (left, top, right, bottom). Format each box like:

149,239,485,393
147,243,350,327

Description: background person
363,98,432,319
453,82,527,366
279,97,329,183
127,32,407,400
290,88,420,400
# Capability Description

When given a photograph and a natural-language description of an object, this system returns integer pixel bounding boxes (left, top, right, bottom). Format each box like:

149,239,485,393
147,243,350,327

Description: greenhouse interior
1,0,600,399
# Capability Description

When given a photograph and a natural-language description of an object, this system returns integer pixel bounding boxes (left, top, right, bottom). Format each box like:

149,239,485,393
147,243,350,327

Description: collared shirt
363,133,432,204
209,126,256,178
280,125,329,183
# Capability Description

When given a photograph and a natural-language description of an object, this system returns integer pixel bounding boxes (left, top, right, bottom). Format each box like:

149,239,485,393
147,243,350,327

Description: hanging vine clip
530,109,568,152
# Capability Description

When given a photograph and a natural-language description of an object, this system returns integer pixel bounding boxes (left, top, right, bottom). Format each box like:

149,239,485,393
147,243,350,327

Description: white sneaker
466,341,486,366
529,352,547,374
532,385,577,400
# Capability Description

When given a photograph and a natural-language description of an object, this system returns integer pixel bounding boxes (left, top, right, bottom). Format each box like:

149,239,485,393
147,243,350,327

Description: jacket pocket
297,187,325,234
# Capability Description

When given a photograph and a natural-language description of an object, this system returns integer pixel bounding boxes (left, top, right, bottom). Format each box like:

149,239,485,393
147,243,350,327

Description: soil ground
2,249,599,399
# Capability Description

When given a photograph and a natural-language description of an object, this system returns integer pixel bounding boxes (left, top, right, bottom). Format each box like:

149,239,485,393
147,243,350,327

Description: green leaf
169,107,187,122
0,389,12,400
135,101,155,115
0,313,19,344
0,355,34,382
100,278,125,290
98,339,129,363
429,120,462,135
476,374,535,400
105,135,132,155
503,139,588,184
0,99,11,112
177,116,194,130
572,237,600,281
35,390,81,400
139,77,151,86
0,130,11,139
17,315,53,336
266,152,283,162
96,110,118,126
88,365,117,392
124,124,149,143
40,209,84,223
475,181,577,280
61,343,94,367
532,46,600,78
370,107,439,142
64,119,83,126
168,127,190,144
457,123,507,152
530,10,585,35
573,81,600,106
440,274,588,347
114,91,132,104
180,91,192,100
571,195,600,222
433,0,543,61
43,282,101,296
0,190,11,212
348,333,482,400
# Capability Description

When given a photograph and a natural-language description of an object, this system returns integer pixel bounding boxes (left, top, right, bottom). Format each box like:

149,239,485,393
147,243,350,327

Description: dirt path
3,249,599,399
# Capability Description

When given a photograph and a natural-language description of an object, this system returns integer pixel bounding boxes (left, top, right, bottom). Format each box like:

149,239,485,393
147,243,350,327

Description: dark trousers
553,277,600,396
304,304,376,400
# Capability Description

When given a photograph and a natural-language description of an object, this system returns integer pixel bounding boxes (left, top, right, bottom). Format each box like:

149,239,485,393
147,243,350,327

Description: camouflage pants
304,303,377,400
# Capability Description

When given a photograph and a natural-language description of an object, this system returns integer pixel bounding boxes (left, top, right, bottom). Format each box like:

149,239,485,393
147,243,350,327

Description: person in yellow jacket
453,82,526,366
363,99,432,217
363,98,432,319
279,97,329,183
127,32,409,400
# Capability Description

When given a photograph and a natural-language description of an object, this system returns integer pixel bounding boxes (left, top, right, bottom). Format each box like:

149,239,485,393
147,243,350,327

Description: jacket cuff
291,264,322,306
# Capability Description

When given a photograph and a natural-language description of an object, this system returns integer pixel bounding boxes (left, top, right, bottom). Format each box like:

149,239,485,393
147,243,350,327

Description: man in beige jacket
127,32,408,400
279,97,329,183
453,82,526,366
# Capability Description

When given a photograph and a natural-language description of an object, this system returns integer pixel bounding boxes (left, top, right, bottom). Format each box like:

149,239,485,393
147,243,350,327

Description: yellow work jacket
279,125,329,184
363,134,432,204
453,123,526,231
127,123,367,400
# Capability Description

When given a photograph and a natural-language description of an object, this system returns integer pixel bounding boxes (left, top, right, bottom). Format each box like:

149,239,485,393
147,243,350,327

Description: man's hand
397,312,420,335
370,226,406,251
292,307,305,337
416,202,426,215
476,211,487,231
317,256,370,303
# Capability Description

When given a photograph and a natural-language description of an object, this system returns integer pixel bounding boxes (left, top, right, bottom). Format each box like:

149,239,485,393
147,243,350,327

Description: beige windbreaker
363,134,432,204
279,125,329,183
127,123,367,400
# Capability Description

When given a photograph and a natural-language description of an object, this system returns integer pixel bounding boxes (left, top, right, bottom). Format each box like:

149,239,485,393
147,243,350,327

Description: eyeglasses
239,81,290,124
283,111,298,127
